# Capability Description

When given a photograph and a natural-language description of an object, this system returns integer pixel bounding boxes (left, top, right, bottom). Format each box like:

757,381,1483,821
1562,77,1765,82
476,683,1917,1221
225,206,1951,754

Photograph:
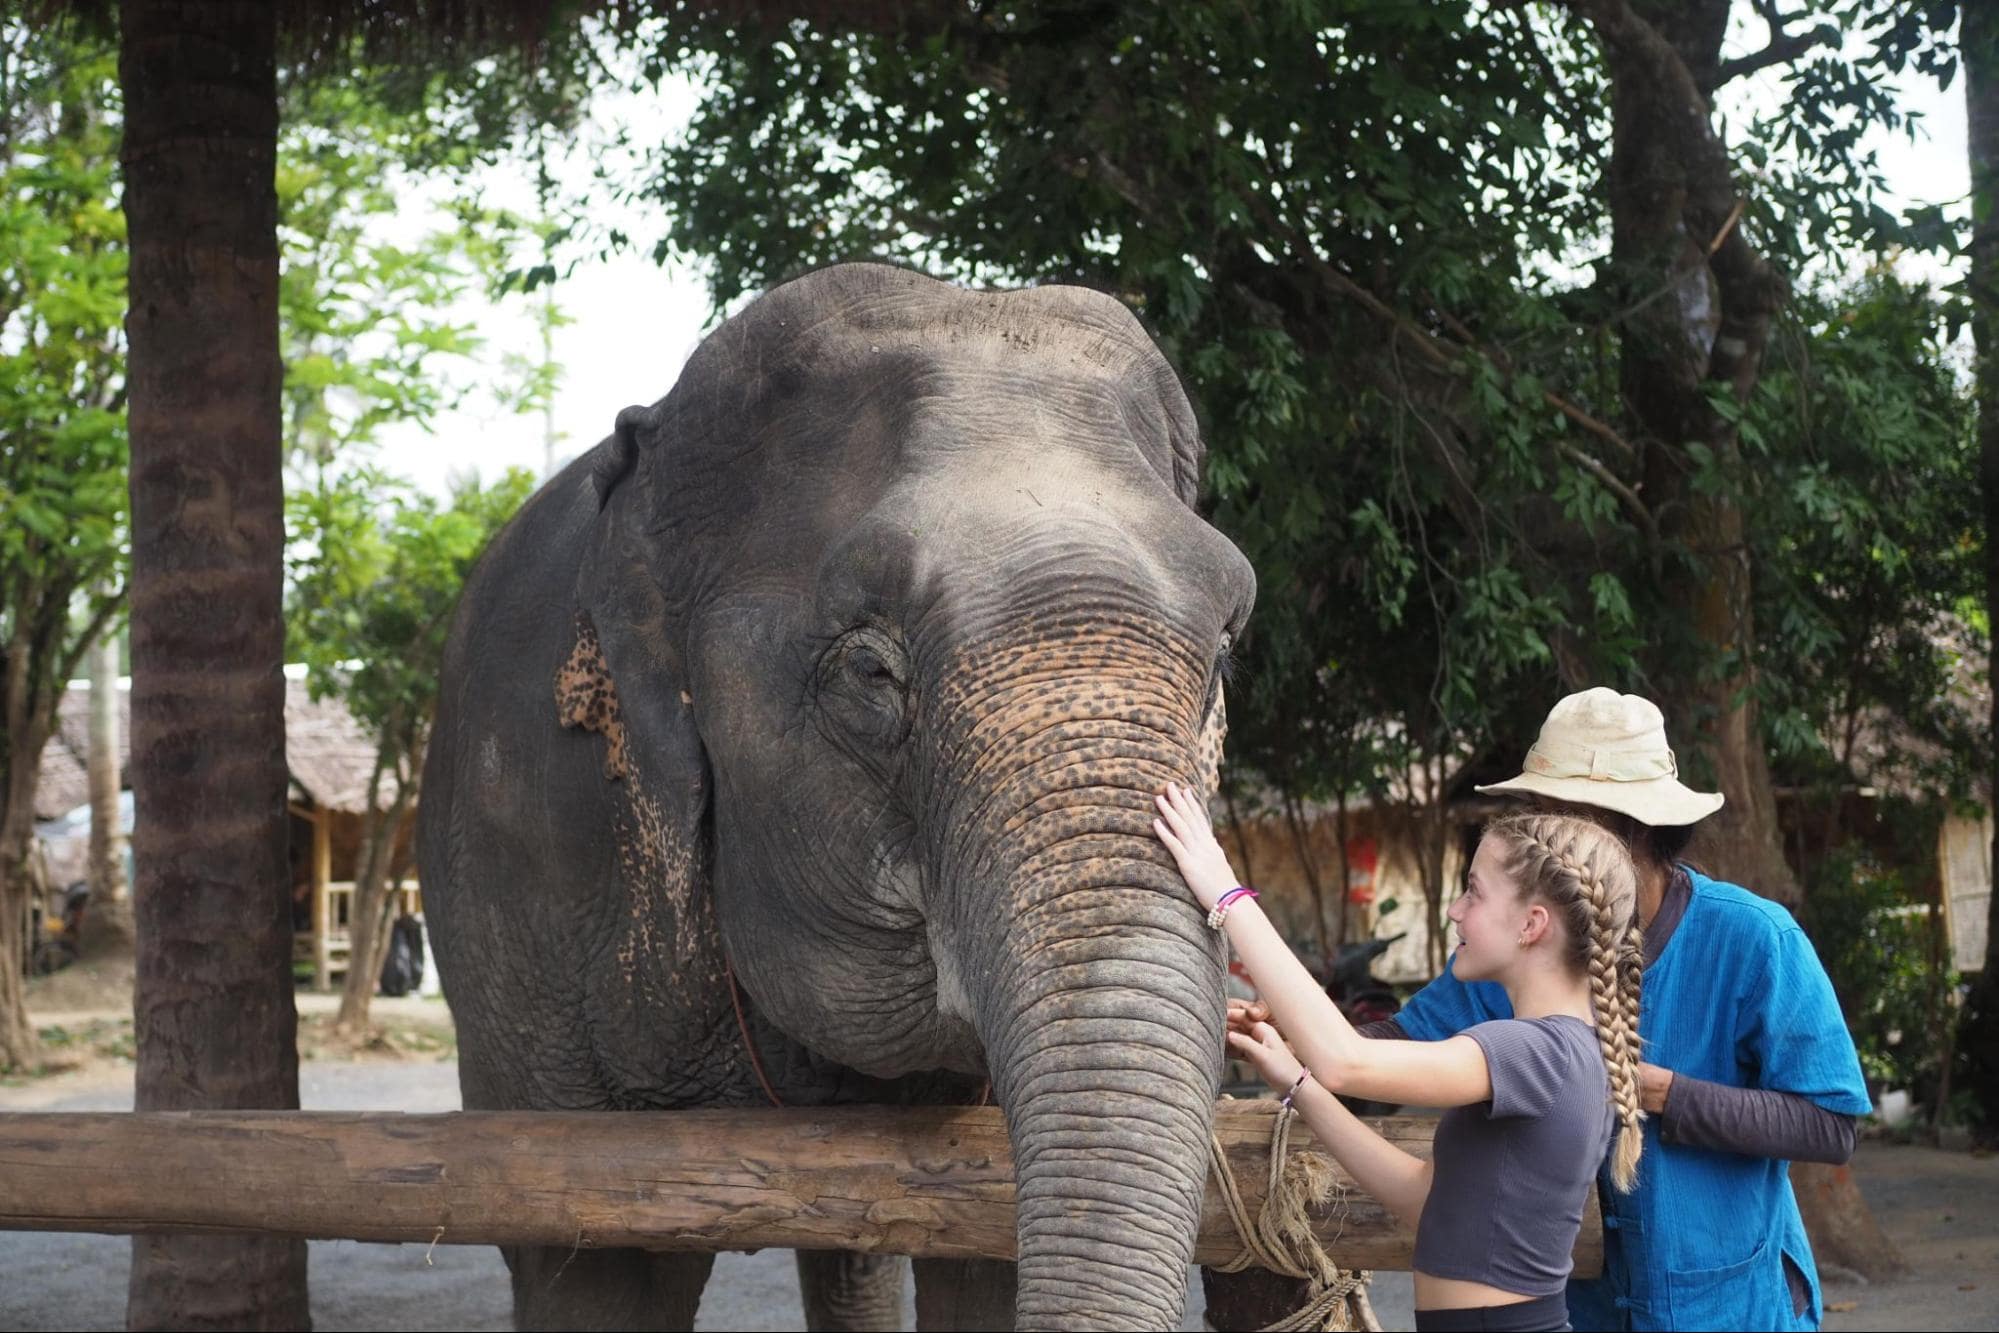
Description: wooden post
0,1104,1600,1275
310,808,330,991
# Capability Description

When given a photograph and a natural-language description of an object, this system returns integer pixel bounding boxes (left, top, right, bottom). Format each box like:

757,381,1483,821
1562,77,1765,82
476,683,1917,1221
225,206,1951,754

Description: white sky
373,22,1973,500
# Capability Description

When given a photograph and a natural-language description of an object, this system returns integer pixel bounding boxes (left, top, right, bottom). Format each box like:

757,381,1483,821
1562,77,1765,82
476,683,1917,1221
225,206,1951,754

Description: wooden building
281,677,418,991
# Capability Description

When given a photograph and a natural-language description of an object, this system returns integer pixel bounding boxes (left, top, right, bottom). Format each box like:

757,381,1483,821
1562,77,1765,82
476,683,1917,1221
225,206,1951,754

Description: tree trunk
1410,754,1450,976
1579,0,1903,1272
87,626,127,907
1588,0,1797,906
1282,789,1331,970
1,623,52,1069
333,789,407,1033
82,625,134,960
1791,1161,1908,1283
1960,0,1999,1149
1333,788,1351,951
118,2,308,1327
0,790,43,1070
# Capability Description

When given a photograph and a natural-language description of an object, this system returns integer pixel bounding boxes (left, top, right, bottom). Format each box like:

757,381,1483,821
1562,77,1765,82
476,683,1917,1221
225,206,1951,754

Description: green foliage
1750,274,1986,802
590,0,1985,828
0,22,565,795
275,73,559,466
286,467,537,788
0,24,127,774
1801,834,1956,1098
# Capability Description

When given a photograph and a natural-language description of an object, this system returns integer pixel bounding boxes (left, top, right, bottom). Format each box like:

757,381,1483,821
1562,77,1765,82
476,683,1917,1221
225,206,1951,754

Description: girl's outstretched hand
1227,997,1274,1038
1227,1020,1305,1094
1152,782,1243,911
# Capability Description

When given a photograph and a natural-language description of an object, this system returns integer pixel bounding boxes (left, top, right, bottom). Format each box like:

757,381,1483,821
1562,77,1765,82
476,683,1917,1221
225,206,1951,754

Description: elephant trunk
933,646,1227,1330
993,861,1223,1330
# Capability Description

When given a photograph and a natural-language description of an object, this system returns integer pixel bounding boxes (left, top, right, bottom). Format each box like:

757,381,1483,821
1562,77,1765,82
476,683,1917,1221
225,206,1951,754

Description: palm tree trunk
118,2,308,1326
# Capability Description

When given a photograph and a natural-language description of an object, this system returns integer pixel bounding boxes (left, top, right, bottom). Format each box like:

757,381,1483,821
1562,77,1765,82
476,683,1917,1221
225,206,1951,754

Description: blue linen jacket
1395,868,1871,1331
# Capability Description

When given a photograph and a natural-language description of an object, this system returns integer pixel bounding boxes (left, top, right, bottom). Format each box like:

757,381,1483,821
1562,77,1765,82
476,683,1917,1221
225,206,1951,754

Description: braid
1488,814,1647,1193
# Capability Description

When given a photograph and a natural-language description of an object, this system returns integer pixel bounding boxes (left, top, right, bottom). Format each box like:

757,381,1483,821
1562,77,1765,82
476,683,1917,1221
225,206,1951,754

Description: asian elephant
419,262,1257,1331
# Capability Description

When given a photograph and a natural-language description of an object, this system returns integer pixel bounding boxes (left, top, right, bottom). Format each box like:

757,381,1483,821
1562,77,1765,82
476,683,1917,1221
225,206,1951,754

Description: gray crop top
1412,1015,1616,1298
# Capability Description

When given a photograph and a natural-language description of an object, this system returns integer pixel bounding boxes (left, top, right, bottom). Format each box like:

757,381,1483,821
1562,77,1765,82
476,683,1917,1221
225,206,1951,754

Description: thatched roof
32,686,128,821
283,677,405,815
35,673,401,820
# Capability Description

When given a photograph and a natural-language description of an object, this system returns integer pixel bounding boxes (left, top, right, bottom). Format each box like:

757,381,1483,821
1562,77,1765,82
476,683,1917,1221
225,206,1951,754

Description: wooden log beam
0,1103,1601,1275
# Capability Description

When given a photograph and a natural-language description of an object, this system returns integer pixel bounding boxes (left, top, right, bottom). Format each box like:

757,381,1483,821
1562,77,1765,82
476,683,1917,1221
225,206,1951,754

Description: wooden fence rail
0,1103,1600,1275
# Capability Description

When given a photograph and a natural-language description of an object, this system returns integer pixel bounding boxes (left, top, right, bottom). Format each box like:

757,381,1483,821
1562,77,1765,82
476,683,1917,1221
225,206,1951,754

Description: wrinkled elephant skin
420,263,1255,1332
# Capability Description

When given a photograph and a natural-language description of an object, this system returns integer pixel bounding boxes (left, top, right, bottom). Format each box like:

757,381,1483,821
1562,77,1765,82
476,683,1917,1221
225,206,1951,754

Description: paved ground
1812,1141,1999,1332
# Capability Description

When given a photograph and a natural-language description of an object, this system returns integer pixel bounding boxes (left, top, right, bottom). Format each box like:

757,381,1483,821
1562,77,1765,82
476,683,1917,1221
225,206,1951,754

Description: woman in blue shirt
1382,688,1871,1331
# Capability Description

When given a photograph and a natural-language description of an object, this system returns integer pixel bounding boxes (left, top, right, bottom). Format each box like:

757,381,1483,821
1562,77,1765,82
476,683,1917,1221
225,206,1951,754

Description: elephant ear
561,405,722,991
590,404,647,511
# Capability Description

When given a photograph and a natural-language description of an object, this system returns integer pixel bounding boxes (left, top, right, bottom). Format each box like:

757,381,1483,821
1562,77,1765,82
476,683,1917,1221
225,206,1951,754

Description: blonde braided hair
1486,813,1646,1192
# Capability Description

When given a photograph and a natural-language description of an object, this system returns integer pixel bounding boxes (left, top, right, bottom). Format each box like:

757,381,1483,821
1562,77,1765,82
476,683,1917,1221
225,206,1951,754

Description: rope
725,954,786,1109
1207,1104,1382,1333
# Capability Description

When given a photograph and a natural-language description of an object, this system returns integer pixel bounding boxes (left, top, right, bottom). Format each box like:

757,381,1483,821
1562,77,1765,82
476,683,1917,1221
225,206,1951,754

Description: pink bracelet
1206,885,1257,930
1280,1067,1314,1110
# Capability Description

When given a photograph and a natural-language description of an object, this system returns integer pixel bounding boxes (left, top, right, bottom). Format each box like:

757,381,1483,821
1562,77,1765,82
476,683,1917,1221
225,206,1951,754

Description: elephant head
577,264,1254,1329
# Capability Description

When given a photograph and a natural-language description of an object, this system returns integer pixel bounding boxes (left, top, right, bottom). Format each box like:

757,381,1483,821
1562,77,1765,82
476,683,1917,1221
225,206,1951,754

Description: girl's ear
1519,901,1553,947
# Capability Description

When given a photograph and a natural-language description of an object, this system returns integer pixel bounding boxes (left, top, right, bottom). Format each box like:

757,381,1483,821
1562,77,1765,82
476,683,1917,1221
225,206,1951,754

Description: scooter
27,883,88,976
1326,932,1405,1030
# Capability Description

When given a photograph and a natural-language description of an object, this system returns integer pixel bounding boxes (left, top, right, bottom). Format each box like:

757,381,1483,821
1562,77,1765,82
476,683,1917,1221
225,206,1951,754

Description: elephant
419,261,1257,1331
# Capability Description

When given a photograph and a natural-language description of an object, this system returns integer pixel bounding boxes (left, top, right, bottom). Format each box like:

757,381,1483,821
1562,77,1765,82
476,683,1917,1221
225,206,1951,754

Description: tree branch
1718,7,1839,87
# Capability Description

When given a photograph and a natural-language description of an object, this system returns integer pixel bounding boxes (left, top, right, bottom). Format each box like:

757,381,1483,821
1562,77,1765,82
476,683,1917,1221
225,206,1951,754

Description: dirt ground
4,954,1997,1331
1817,1141,1999,1332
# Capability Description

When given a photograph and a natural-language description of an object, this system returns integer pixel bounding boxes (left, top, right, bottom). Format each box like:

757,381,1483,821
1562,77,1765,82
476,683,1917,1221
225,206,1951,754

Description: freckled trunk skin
931,628,1228,1331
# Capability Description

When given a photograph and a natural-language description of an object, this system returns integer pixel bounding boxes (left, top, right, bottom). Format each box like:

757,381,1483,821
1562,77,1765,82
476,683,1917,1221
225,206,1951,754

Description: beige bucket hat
1474,687,1724,827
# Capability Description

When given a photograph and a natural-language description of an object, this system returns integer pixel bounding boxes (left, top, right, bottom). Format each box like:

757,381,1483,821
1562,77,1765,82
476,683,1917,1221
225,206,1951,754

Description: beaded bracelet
1206,885,1257,930
1280,1067,1314,1110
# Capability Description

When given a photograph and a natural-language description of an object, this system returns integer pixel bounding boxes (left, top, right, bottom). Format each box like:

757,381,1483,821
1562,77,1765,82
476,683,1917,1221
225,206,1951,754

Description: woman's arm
1228,1019,1435,1223
1156,785,1493,1109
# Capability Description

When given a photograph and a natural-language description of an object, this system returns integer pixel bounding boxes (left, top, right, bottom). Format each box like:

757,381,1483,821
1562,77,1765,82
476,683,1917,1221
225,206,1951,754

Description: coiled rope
1206,1105,1382,1333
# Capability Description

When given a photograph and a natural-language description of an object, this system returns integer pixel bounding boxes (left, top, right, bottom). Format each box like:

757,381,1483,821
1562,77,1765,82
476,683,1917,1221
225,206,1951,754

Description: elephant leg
505,1244,715,1332
796,1249,908,1331
913,1257,1017,1332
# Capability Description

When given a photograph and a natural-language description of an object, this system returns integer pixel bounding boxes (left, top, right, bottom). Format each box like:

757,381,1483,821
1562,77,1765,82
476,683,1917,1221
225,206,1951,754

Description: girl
1153,784,1644,1333
1393,688,1870,1330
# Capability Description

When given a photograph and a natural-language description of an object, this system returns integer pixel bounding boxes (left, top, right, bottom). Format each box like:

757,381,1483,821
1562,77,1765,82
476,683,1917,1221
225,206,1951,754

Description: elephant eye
815,624,911,747
840,632,906,690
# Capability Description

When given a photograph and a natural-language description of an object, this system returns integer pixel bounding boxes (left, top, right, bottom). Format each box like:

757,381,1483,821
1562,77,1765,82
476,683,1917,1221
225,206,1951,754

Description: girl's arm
1230,896,1494,1108
1157,784,1492,1110
1228,1020,1434,1223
